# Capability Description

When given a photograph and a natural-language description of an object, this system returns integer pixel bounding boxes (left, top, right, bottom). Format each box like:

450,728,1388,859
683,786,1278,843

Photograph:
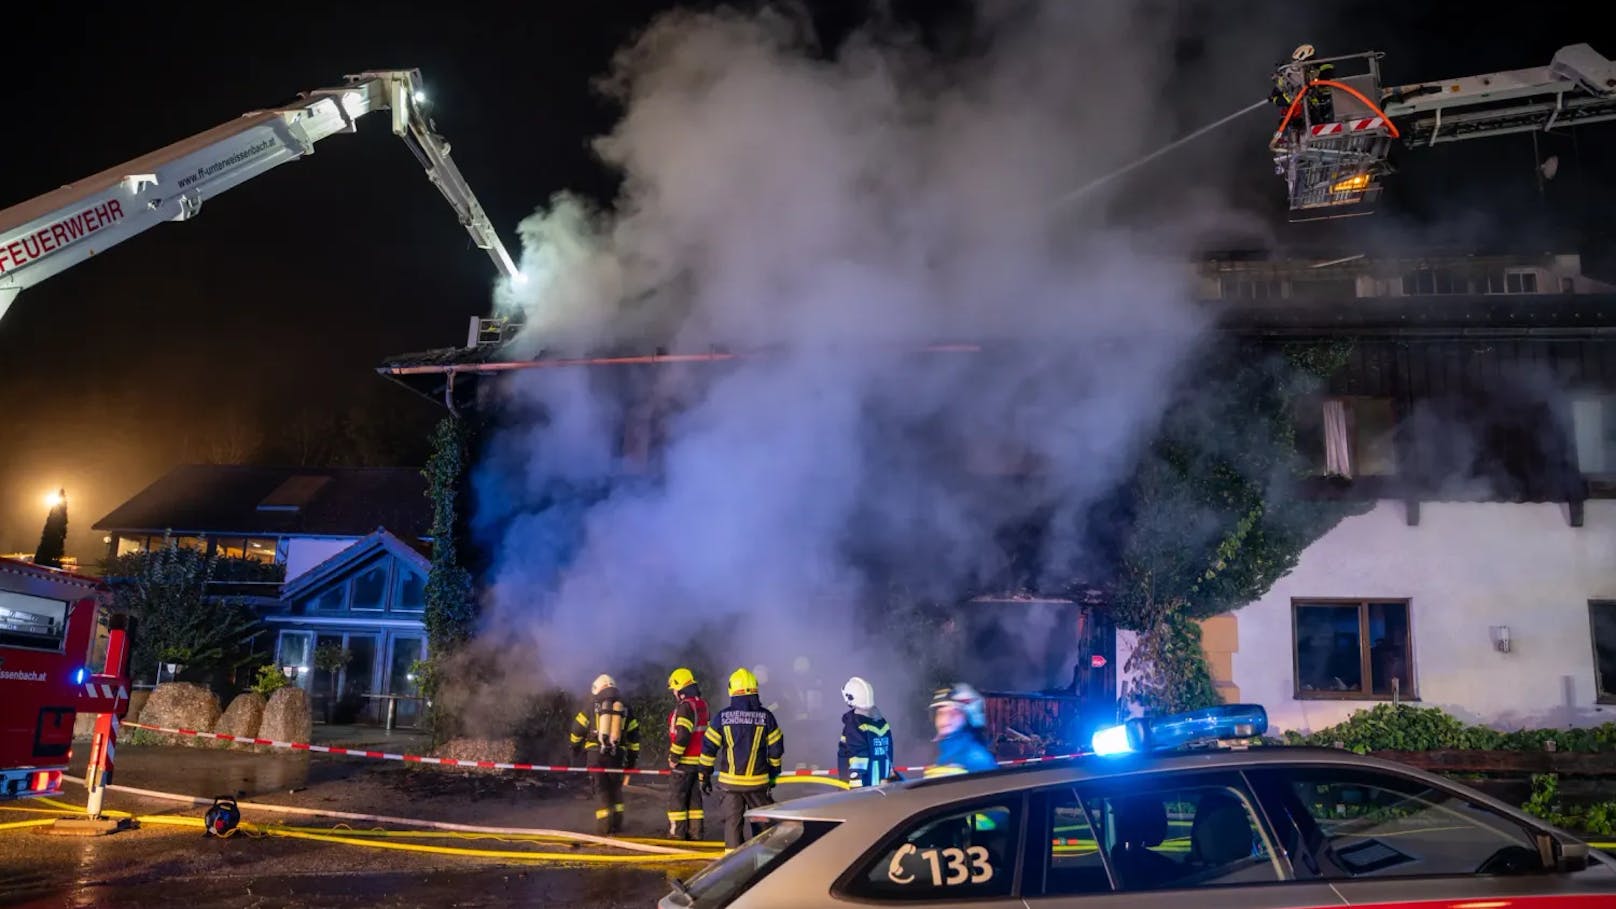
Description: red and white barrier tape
122,721,1083,777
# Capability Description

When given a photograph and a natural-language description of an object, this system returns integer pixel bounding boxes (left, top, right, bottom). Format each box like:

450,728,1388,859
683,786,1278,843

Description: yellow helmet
728,667,760,696
668,667,697,692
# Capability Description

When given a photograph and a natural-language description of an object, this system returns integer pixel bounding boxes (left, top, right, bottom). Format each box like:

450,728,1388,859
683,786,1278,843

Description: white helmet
842,677,876,711
591,673,616,695
1291,43,1316,62
930,682,987,729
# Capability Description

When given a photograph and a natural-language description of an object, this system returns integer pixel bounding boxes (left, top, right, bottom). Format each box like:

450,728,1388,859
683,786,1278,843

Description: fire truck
1269,42,1616,218
0,557,129,801
0,68,518,323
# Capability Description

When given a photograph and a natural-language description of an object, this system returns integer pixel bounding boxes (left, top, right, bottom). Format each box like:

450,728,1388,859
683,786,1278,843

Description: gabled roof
280,528,431,601
94,465,430,538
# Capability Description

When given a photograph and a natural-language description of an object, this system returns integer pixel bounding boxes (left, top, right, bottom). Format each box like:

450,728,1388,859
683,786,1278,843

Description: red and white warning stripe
1310,117,1387,136
122,721,1082,778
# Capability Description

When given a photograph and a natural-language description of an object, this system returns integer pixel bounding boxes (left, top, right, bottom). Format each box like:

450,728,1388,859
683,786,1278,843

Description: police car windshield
677,820,832,905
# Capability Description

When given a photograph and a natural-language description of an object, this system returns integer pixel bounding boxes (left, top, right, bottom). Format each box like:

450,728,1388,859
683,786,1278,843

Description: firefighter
664,666,708,840
568,673,640,834
836,676,893,788
924,682,996,778
699,667,784,849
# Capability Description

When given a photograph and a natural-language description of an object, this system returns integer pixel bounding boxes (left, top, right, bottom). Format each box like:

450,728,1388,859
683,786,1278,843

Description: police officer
925,682,996,778
568,673,641,834
699,667,784,849
836,676,893,788
664,667,709,840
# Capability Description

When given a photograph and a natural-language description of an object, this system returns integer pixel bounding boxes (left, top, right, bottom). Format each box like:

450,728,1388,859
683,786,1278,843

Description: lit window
1294,599,1414,700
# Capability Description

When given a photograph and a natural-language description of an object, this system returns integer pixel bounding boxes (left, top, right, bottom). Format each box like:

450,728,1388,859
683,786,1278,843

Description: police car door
837,794,1028,907
1020,770,1342,907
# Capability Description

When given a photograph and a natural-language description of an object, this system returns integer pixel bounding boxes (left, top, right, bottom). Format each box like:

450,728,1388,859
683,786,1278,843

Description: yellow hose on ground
0,819,57,831
776,777,849,790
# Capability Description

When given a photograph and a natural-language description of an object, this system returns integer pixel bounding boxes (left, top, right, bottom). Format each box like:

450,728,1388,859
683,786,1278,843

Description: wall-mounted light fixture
1489,625,1512,654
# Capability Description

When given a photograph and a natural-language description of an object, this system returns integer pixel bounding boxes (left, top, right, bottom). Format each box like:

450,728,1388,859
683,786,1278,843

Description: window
1592,601,1616,705
1294,600,1413,699
1401,269,1465,296
1034,787,1110,896
847,800,1020,900
1483,269,1541,295
1297,397,1398,478
301,585,345,613
1075,773,1281,891
1220,276,1284,300
213,537,247,560
0,590,70,652
277,631,313,687
1572,397,1616,476
115,536,146,557
686,821,834,905
393,568,425,612
350,561,389,611
1251,766,1548,879
243,539,277,564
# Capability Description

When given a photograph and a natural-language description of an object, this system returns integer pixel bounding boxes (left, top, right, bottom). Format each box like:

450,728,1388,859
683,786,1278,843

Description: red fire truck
0,557,129,801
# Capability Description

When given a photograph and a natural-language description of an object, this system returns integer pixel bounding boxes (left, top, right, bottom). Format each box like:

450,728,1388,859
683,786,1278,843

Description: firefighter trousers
666,767,705,840
587,749,625,835
717,787,774,849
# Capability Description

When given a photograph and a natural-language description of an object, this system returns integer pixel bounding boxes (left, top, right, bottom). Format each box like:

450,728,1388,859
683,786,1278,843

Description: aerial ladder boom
1268,43,1616,217
0,69,519,322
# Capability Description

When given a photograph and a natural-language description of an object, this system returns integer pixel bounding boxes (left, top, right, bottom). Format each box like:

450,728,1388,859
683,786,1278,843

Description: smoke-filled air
469,1,1262,761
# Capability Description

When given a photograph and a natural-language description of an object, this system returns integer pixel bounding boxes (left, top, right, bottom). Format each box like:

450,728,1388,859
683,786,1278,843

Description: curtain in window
1323,399,1353,478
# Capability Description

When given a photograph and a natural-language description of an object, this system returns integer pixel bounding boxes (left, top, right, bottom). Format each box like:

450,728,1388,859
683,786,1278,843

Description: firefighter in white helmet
568,673,640,834
836,677,893,788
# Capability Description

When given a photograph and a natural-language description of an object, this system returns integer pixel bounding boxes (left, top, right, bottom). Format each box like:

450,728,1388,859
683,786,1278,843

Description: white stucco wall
282,537,360,582
1232,500,1616,734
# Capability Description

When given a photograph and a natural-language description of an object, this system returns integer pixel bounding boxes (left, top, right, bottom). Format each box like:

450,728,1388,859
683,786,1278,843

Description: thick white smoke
472,2,1261,760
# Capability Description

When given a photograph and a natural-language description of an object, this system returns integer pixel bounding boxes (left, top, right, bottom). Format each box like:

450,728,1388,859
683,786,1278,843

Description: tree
33,489,68,569
1109,342,1368,714
106,535,263,684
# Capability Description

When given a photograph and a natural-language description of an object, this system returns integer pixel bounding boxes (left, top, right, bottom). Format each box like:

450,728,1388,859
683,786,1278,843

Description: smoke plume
471,2,1267,760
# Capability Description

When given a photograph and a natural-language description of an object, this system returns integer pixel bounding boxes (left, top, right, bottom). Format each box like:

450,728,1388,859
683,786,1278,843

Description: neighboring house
382,250,1616,733
94,465,430,583
265,529,431,726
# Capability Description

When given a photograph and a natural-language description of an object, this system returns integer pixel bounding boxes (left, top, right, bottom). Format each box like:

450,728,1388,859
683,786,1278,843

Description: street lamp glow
43,490,63,509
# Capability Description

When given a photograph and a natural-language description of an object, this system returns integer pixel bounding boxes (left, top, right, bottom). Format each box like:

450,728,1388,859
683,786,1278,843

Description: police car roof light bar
1090,704,1268,756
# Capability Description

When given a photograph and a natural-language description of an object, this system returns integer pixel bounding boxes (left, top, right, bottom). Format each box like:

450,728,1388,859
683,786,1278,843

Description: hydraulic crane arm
1268,43,1616,217
0,69,518,322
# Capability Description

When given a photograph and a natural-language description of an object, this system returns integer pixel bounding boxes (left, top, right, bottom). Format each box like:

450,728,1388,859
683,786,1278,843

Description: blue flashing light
1090,705,1268,756
72,667,88,685
1091,723,1134,756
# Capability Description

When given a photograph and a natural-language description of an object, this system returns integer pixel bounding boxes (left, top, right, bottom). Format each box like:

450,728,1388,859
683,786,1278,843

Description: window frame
833,792,1028,902
1590,600,1616,705
1291,598,1416,701
347,557,392,613
1245,762,1556,883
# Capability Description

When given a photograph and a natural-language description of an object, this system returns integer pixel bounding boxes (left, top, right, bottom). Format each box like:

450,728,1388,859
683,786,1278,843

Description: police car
658,705,1616,908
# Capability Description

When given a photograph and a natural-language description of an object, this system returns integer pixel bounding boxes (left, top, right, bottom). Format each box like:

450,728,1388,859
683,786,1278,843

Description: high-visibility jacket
837,708,893,788
667,686,709,768
923,729,996,779
699,693,783,790
568,687,641,768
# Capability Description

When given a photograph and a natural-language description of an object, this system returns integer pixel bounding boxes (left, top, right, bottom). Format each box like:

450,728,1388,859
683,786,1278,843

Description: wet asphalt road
0,741,695,908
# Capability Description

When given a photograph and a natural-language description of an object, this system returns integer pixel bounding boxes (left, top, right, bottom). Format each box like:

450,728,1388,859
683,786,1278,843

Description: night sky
1,0,1609,560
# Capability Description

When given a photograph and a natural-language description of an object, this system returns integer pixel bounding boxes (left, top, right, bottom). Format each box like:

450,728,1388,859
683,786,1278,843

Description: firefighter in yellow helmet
664,667,709,840
568,673,640,834
699,667,784,848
